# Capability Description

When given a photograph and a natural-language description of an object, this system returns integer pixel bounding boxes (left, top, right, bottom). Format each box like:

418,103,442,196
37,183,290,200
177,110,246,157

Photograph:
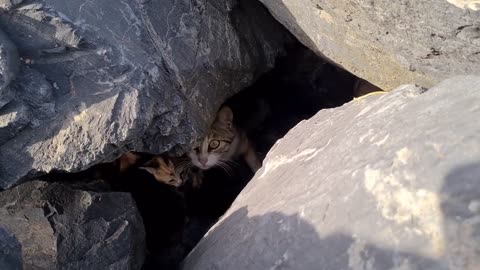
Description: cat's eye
209,140,220,150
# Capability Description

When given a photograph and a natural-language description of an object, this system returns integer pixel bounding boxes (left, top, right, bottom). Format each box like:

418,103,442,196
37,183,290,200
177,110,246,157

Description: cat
139,155,184,187
110,154,187,257
117,152,203,188
92,151,190,188
188,106,261,173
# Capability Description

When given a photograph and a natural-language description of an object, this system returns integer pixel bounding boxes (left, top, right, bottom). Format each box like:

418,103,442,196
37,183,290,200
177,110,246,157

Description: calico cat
139,155,184,187
188,106,261,173
94,151,189,188
111,155,187,257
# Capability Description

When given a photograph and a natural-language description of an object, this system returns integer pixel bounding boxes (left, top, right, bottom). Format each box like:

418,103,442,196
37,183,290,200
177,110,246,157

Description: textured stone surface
183,76,480,270
0,226,22,270
0,100,30,145
447,0,480,10
0,0,23,10
258,0,480,90
0,28,19,108
0,0,290,188
0,180,145,269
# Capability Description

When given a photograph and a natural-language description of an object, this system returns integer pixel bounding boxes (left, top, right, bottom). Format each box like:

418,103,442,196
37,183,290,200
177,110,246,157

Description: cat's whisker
223,159,241,167
217,161,234,177
214,162,228,174
218,164,233,177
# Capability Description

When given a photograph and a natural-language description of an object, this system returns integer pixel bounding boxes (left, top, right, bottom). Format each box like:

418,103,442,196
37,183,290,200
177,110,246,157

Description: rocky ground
0,0,479,269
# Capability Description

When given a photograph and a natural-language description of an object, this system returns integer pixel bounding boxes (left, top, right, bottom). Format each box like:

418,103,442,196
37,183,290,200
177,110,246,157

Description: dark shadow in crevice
153,42,360,269
41,38,369,270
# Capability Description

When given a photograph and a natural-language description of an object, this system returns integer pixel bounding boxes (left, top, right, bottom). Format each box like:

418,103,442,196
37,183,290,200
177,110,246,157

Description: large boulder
0,180,146,269
0,0,290,189
183,76,480,270
258,0,480,90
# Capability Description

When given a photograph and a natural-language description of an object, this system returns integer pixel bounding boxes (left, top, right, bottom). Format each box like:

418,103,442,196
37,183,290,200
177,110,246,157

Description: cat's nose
199,157,208,165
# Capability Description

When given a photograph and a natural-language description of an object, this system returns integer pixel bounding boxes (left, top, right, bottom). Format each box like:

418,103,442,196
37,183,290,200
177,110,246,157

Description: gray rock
0,180,146,270
258,0,480,90
183,76,480,270
0,0,23,10
0,0,290,188
0,226,22,270
0,101,30,145
0,28,20,108
13,67,56,126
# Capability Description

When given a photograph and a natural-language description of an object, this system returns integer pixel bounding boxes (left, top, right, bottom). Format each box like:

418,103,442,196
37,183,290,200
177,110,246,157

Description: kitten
142,155,206,188
93,151,186,188
188,106,261,172
139,155,185,187
112,155,187,256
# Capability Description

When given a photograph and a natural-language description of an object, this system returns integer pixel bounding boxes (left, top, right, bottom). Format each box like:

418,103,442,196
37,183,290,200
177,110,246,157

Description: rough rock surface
0,0,290,188
0,28,19,108
183,76,480,270
0,180,145,269
258,0,480,90
0,226,22,270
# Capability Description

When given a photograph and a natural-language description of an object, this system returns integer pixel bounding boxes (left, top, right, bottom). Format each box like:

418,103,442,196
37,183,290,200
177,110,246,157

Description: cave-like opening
42,40,381,270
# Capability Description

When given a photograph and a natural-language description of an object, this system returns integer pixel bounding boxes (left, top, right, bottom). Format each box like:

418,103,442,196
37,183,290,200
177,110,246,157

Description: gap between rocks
42,40,382,269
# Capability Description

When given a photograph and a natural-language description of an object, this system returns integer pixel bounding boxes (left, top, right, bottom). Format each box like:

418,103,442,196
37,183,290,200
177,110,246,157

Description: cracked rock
0,0,290,188
0,180,146,270
258,0,480,90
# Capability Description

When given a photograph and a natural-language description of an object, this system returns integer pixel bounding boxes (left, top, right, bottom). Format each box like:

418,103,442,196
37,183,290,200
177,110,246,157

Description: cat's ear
139,166,156,175
118,152,140,172
139,158,160,175
217,106,233,128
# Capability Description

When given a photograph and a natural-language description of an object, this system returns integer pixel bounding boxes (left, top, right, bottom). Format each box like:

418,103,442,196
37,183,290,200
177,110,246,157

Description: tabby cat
188,106,261,173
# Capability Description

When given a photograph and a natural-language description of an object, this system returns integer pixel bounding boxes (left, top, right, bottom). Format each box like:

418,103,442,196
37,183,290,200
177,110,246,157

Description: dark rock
0,0,23,10
15,68,55,121
0,180,146,269
258,0,480,90
0,28,20,108
0,0,290,188
183,76,480,270
0,100,30,145
0,226,22,270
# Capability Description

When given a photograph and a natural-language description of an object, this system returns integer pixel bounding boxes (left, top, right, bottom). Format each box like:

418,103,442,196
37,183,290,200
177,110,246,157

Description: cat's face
188,106,235,170
140,156,183,187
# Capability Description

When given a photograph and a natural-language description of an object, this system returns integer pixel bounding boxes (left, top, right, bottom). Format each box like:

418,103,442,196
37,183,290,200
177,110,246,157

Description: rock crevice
0,0,291,189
